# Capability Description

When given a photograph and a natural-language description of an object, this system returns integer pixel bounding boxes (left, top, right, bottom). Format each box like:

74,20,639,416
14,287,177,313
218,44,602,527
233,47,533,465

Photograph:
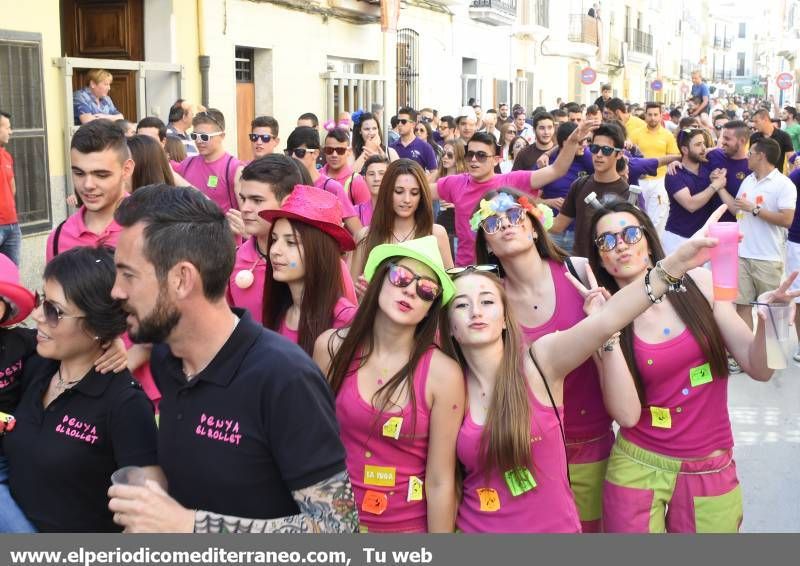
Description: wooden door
61,0,144,122
236,82,255,162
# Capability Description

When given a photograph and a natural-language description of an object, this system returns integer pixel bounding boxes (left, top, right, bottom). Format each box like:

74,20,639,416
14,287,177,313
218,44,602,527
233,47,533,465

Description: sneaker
728,358,742,374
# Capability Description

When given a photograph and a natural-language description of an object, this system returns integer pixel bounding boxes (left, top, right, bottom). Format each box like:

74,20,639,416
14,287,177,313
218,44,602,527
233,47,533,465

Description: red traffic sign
776,72,794,90
580,67,597,85
651,79,663,91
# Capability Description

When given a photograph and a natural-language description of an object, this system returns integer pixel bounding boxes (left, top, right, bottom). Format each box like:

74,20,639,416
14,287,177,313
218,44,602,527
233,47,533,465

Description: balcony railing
713,70,734,81
569,14,599,46
320,71,387,123
626,28,653,55
724,38,733,49
608,37,623,66
469,0,518,26
533,0,549,27
714,37,722,48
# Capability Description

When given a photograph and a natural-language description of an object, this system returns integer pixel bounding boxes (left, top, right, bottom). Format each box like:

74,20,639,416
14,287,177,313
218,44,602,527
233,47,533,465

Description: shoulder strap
223,155,236,210
564,257,579,280
322,177,332,193
343,173,356,197
52,219,68,258
527,347,572,487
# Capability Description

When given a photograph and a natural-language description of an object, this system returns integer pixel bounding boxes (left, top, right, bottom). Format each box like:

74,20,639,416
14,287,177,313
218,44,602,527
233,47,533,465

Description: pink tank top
623,327,733,458
519,259,612,440
336,347,435,533
278,297,357,343
456,380,581,533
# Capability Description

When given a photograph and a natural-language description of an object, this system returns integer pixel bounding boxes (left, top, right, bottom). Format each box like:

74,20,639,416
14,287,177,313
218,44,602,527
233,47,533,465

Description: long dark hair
352,113,384,158
475,188,568,276
440,271,532,480
356,159,435,275
586,199,728,403
262,220,344,356
127,135,175,190
326,258,442,430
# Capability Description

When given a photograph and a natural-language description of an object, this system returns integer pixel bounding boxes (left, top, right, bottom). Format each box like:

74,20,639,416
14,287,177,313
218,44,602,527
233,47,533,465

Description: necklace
56,367,81,392
234,240,267,289
392,225,415,243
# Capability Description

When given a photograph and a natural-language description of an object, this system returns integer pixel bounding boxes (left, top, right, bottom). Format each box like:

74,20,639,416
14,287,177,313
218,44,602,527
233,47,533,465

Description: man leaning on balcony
73,69,124,125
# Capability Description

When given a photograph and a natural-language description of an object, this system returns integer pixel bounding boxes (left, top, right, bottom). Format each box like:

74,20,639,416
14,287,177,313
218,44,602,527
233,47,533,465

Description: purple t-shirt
538,147,594,201
390,137,438,171
437,171,537,266
788,168,800,243
314,175,357,219
706,148,751,222
627,157,659,186
175,153,243,213
665,167,718,237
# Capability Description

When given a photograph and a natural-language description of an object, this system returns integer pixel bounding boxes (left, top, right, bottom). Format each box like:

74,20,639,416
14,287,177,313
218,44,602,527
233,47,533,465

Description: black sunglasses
35,291,86,328
387,263,441,302
249,133,273,143
595,225,645,252
285,148,316,159
397,119,411,125
324,147,347,156
589,143,622,156
466,150,493,162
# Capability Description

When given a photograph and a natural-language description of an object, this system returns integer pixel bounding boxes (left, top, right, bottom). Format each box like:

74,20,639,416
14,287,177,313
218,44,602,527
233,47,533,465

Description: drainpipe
197,0,210,107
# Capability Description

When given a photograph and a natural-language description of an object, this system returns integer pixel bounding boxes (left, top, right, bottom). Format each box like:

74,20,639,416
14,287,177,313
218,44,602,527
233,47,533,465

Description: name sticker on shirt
382,416,403,440
362,490,388,515
208,175,219,188
504,468,537,496
477,488,501,512
650,406,672,429
364,464,396,487
689,362,713,387
407,475,424,502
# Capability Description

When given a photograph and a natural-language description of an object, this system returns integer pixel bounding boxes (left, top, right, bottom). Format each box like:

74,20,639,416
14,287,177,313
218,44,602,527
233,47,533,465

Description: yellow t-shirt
624,115,647,137
629,126,680,179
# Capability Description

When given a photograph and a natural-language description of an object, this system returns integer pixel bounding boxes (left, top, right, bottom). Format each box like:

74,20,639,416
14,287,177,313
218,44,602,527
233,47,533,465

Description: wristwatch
752,205,762,216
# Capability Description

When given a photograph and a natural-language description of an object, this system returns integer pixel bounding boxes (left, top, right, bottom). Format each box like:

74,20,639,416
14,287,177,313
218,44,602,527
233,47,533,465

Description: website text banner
1,534,797,566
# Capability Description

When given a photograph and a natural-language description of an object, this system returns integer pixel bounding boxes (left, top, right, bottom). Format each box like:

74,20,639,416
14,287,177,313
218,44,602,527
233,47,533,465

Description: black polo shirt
3,356,158,532
151,309,346,520
0,327,36,414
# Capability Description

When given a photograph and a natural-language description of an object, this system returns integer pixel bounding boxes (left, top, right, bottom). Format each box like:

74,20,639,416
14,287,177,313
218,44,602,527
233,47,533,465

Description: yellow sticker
689,362,713,387
407,475,424,502
650,406,672,429
382,416,403,440
364,464,396,487
477,488,501,512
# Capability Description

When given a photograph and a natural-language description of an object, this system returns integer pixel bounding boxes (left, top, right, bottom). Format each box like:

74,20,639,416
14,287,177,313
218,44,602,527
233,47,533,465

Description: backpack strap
51,219,68,258
222,154,236,210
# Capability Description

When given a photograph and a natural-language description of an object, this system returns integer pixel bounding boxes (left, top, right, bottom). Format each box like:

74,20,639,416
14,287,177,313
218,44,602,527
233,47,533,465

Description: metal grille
0,36,51,232
235,47,254,82
396,28,419,109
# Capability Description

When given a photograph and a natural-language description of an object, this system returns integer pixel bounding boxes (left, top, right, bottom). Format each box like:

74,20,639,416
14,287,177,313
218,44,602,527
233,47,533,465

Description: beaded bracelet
644,267,663,304
602,332,621,352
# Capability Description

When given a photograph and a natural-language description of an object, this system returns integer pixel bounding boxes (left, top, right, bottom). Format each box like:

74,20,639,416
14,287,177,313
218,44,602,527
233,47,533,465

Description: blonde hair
86,69,113,85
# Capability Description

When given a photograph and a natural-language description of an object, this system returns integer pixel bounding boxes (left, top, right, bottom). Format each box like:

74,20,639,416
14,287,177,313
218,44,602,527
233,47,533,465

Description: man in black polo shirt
750,108,795,172
107,185,356,533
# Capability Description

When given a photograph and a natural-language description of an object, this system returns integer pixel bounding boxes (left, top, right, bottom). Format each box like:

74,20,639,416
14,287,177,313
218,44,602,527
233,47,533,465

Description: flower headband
323,118,353,132
469,193,554,232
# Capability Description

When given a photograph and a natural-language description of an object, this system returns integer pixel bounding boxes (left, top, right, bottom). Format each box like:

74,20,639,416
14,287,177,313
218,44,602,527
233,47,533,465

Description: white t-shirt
737,169,797,261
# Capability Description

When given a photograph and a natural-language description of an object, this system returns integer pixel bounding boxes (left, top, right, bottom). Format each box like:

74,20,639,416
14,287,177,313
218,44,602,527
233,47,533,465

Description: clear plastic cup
111,466,147,486
760,303,794,370
708,222,740,301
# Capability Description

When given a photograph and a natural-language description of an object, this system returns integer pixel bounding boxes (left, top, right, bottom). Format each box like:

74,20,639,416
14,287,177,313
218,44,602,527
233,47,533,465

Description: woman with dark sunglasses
587,198,796,533
441,205,730,532
2,247,163,532
314,236,464,532
471,187,608,532
414,121,443,163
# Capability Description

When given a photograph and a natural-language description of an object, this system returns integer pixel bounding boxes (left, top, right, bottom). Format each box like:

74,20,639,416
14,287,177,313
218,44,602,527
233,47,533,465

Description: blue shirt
691,82,710,100
390,137,438,171
72,87,121,125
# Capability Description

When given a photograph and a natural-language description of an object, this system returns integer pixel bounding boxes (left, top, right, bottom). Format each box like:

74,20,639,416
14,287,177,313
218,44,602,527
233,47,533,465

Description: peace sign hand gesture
565,264,612,317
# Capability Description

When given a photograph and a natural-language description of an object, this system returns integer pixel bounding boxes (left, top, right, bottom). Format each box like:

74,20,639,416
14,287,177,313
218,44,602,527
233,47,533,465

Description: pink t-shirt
623,327,733,459
354,200,374,228
174,153,242,213
456,382,581,533
518,260,612,441
436,171,539,266
277,296,357,343
227,238,268,324
314,175,357,219
45,207,123,262
336,347,435,533
321,164,371,205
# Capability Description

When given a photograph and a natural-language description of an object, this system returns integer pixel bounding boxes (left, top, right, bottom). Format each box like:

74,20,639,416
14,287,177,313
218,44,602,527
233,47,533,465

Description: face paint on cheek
289,261,297,268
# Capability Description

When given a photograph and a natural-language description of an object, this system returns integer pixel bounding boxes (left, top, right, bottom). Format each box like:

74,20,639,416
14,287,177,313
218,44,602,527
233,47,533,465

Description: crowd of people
0,67,799,533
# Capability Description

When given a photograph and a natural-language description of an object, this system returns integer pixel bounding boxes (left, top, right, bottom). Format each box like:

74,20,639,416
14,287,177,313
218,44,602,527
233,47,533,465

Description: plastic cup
708,223,740,301
111,466,147,486
761,303,793,370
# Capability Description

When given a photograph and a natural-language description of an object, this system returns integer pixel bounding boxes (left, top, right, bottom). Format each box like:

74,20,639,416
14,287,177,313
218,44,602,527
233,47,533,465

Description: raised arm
529,119,600,188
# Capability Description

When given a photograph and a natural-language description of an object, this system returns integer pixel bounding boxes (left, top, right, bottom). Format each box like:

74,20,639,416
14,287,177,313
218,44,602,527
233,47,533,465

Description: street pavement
730,362,800,532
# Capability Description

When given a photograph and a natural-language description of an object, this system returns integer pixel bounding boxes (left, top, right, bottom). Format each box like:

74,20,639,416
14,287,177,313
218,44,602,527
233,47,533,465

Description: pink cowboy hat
0,253,36,327
259,185,355,252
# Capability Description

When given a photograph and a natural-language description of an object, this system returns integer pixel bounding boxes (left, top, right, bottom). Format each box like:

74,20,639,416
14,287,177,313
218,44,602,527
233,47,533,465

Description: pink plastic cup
708,222,740,301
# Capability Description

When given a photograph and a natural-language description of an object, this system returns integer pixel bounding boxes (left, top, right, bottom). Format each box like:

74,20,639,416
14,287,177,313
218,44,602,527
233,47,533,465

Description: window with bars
0,31,51,233
235,47,254,82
